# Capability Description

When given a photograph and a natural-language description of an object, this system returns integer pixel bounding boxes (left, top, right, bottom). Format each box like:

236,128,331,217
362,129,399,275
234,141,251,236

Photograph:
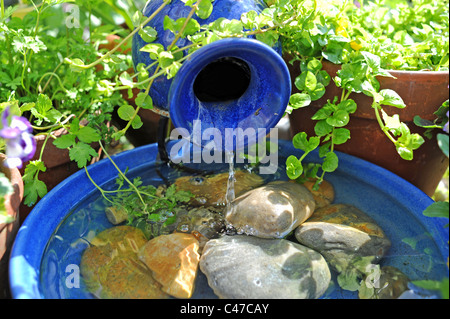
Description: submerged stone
175,206,226,252
173,169,264,207
199,235,331,299
138,232,200,299
80,225,168,299
225,181,315,238
295,204,391,273
302,179,335,208
105,206,129,225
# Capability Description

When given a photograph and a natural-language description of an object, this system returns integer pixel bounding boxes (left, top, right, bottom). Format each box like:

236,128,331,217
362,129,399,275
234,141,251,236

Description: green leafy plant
0,0,139,206
256,0,448,188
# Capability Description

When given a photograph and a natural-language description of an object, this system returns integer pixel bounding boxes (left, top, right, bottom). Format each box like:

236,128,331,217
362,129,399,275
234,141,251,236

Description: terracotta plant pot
0,154,24,299
286,58,449,196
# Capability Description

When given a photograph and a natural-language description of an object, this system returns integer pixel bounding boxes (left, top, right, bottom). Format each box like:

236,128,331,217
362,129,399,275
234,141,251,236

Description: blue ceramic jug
132,0,291,151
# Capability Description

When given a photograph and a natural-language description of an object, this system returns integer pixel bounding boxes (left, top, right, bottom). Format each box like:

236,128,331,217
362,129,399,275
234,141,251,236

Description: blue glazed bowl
132,0,290,150
9,140,449,299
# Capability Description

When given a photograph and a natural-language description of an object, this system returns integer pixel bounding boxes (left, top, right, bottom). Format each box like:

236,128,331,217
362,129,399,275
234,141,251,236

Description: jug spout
168,37,291,151
132,0,291,151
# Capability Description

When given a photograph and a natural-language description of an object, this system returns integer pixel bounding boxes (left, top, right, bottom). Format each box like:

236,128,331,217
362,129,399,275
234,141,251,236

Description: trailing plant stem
373,102,397,145
84,166,114,205
98,141,147,209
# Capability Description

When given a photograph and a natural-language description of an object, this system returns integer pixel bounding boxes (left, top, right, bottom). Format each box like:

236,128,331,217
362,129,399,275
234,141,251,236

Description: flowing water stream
225,150,236,213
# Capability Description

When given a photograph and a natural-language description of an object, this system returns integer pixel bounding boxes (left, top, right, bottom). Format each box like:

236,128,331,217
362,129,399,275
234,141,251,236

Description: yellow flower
336,18,349,37
350,41,363,51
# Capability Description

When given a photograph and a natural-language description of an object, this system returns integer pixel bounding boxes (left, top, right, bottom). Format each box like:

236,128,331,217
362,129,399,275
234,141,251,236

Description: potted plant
0,109,28,298
0,154,23,299
0,0,141,222
260,0,449,195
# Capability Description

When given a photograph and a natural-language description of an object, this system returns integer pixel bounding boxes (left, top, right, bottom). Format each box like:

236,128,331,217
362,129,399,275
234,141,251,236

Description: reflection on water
39,156,448,299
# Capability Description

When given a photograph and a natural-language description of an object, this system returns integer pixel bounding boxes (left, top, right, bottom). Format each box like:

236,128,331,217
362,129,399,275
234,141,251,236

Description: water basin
9,140,449,299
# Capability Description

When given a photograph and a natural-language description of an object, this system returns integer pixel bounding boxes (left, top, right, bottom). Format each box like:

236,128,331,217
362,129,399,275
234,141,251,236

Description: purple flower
0,107,36,169
444,111,449,134
353,0,361,8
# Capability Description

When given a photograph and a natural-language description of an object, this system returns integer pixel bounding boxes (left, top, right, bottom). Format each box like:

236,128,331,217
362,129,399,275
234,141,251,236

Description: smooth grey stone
199,235,331,299
225,181,315,238
295,204,391,273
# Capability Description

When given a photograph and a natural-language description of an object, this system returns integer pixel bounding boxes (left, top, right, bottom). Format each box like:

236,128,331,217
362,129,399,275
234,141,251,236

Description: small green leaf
22,160,47,183
255,31,279,47
76,126,101,144
361,51,381,70
140,43,164,60
158,51,174,68
295,71,317,91
53,134,76,149
316,70,331,86
322,151,339,172
69,142,99,168
166,61,182,79
119,72,134,87
23,178,48,207
333,128,351,145
312,105,334,120
308,82,326,101
289,93,311,109
196,0,213,19
286,155,303,180
117,104,136,121
338,99,357,114
413,115,439,129
382,110,402,131
396,145,413,160
292,132,320,152
139,26,158,43
20,102,35,113
181,18,201,37
337,269,361,292
67,58,85,72
307,59,322,73
326,110,350,127
163,15,176,32
135,93,153,110
423,201,449,219
132,11,144,28
314,120,333,136
379,89,406,108
36,94,52,114
131,114,143,129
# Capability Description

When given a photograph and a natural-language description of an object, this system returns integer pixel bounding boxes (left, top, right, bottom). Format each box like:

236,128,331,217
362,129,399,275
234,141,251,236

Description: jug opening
193,57,251,103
